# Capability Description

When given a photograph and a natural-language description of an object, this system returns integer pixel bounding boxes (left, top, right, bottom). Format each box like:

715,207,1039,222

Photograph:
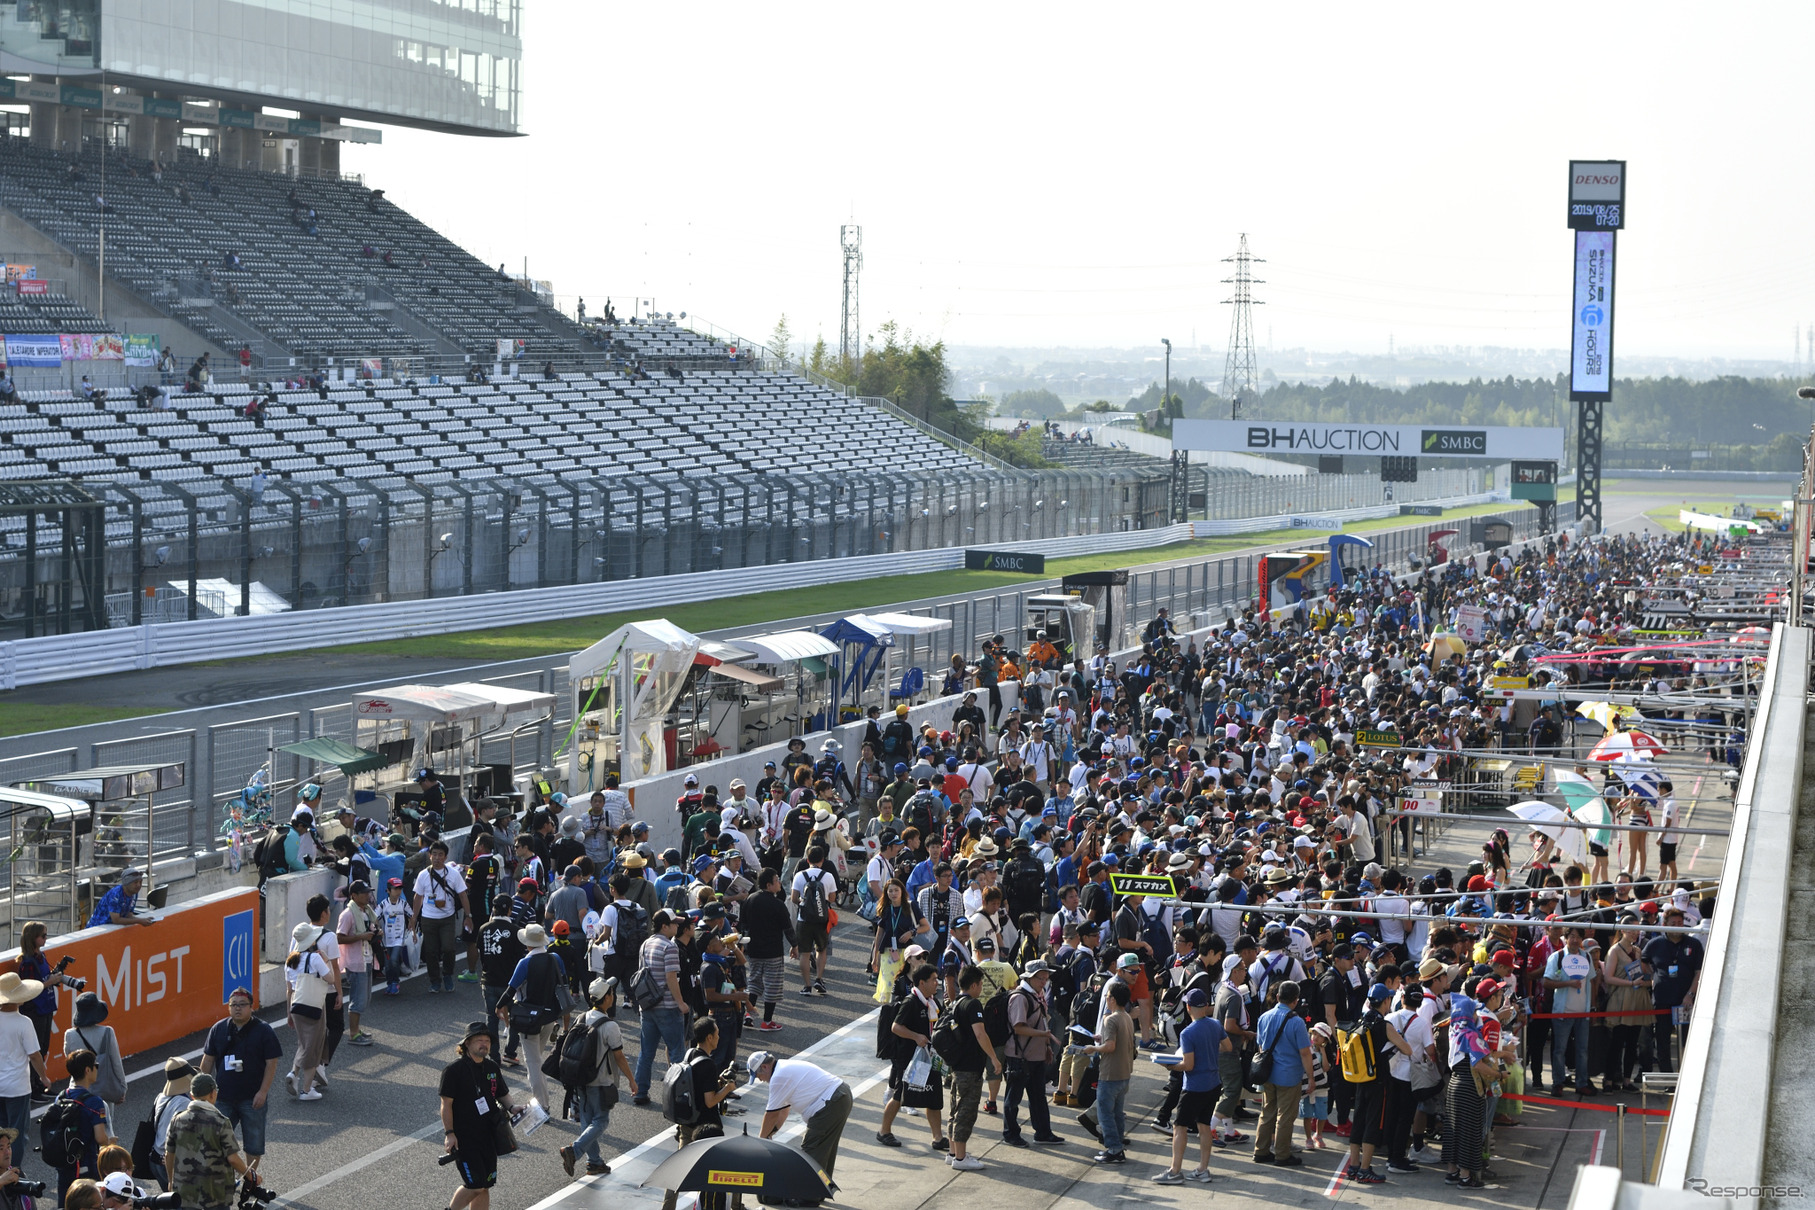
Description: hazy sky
349,3,1815,361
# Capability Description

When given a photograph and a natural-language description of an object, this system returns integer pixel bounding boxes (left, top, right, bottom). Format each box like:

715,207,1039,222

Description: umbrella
1508,800,1587,864
1587,729,1666,761
641,1128,836,1202
1575,701,1642,731
1426,632,1467,661
1608,751,1660,800
1730,626,1771,642
1554,770,1616,850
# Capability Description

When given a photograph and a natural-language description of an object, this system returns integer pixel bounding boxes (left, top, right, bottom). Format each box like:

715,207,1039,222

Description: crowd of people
0,525,1751,1209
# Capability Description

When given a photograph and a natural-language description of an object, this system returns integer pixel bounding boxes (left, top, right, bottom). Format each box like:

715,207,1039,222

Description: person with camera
440,1020,517,1210
0,1126,49,1209
412,841,471,995
558,977,635,1180
199,990,282,1175
164,1072,261,1210
15,922,76,1103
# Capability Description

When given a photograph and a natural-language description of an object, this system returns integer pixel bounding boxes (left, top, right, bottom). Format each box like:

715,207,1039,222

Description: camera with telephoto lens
237,1177,276,1207
12,1180,45,1198
129,1192,181,1208
52,954,87,993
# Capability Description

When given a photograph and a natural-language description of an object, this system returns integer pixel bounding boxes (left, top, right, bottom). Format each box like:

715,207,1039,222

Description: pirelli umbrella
641,1127,836,1202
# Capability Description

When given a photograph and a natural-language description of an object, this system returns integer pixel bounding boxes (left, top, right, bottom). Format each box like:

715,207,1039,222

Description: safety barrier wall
0,886,260,1078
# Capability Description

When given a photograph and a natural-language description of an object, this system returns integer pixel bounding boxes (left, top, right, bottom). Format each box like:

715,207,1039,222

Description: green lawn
0,702,165,738
313,497,1534,663
1643,499,1772,534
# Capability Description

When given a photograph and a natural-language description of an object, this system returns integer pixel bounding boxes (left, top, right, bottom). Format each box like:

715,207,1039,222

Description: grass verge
0,702,165,738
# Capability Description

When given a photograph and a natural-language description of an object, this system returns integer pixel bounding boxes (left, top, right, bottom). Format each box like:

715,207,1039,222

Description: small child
374,876,414,995
1301,1022,1335,1149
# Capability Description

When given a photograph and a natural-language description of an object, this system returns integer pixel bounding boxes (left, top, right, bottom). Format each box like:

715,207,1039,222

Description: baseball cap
387,877,403,888
1490,948,1518,968
1116,952,1143,970
1475,978,1504,1000
745,1050,776,1084
102,1173,145,1198
1184,987,1210,1009
1366,982,1391,1003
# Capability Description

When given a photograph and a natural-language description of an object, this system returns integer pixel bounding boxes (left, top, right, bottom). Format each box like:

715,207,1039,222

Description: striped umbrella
1554,769,1615,850
1587,729,1667,761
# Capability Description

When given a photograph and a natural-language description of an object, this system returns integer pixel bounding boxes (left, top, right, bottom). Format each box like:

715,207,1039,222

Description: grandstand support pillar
153,95,180,164
128,111,156,160
298,135,320,178
1576,397,1603,535
28,101,59,150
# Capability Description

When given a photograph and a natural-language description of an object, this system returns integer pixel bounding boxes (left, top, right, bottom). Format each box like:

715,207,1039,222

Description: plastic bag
874,952,904,1003
905,1046,934,1092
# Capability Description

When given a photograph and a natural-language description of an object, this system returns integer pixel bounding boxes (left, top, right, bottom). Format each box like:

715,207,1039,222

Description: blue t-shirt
1179,1016,1227,1093
85,884,137,928
1258,1004,1313,1087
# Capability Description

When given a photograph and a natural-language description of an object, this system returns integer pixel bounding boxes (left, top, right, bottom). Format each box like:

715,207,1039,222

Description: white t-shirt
865,854,893,891
413,864,468,920
0,1012,37,1098
764,1059,844,1124
376,897,412,946
1372,892,1409,946
1659,797,1681,845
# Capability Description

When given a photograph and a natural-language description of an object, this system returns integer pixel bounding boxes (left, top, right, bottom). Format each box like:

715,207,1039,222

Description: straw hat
518,923,551,949
811,808,839,832
973,840,999,859
0,972,43,1006
161,1056,196,1094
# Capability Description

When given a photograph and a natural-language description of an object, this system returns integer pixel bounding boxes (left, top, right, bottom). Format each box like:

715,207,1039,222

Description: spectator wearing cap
1000,959,1063,1147
165,1069,261,1210
1339,983,1411,1184
1643,904,1703,1073
1153,985,1230,1185
376,866,415,996
631,911,688,1104
146,1056,195,1187
85,868,154,929
335,880,378,1047
496,923,564,1110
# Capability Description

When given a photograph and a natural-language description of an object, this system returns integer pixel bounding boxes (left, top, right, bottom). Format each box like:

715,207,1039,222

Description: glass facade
99,0,521,135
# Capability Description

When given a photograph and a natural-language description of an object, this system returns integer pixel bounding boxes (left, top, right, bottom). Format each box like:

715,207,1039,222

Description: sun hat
518,923,551,949
0,972,43,1006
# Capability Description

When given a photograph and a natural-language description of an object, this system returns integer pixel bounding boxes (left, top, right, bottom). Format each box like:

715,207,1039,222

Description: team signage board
1288,516,1344,530
1399,504,1442,517
1568,160,1625,230
1108,873,1178,898
1173,420,1563,461
1356,728,1402,749
964,549,1046,574
1399,783,1446,816
1570,230,1616,400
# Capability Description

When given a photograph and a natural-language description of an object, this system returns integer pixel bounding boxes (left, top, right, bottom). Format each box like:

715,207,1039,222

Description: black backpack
1006,857,1047,910
250,825,287,880
661,1050,707,1125
980,988,1014,1048
930,997,974,1067
797,870,830,926
40,1092,87,1169
557,1018,608,1090
612,902,651,963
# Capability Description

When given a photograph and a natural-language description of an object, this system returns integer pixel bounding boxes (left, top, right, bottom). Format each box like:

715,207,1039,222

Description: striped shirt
639,933,682,1011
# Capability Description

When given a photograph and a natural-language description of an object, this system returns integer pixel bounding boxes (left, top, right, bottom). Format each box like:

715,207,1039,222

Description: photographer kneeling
165,1074,261,1210
0,1127,48,1209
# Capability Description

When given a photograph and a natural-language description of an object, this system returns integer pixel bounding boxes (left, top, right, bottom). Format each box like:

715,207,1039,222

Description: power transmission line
1221,233,1264,418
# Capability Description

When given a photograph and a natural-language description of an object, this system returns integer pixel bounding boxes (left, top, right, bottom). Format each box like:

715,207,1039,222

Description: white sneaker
314,1069,329,1089
296,1089,324,1102
950,1156,985,1172
283,1071,296,1097
1412,1146,1440,1165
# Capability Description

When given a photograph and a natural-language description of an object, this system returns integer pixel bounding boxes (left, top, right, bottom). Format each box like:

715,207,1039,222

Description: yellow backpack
1337,1022,1378,1084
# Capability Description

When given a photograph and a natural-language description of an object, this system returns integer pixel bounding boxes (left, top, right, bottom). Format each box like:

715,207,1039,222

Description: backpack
980,987,1017,1048
1048,949,1085,1012
41,1091,88,1169
250,825,287,880
611,902,651,966
1006,857,1047,911
557,1017,609,1090
660,1051,707,1125
936,1001,980,1066
797,870,830,926
1337,1019,1380,1084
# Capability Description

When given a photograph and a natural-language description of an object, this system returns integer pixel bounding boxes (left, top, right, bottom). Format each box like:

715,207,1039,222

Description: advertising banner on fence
14,278,47,296
3,264,35,282
125,334,159,367
1173,419,1565,461
0,886,259,1078
4,333,61,367
91,334,124,360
